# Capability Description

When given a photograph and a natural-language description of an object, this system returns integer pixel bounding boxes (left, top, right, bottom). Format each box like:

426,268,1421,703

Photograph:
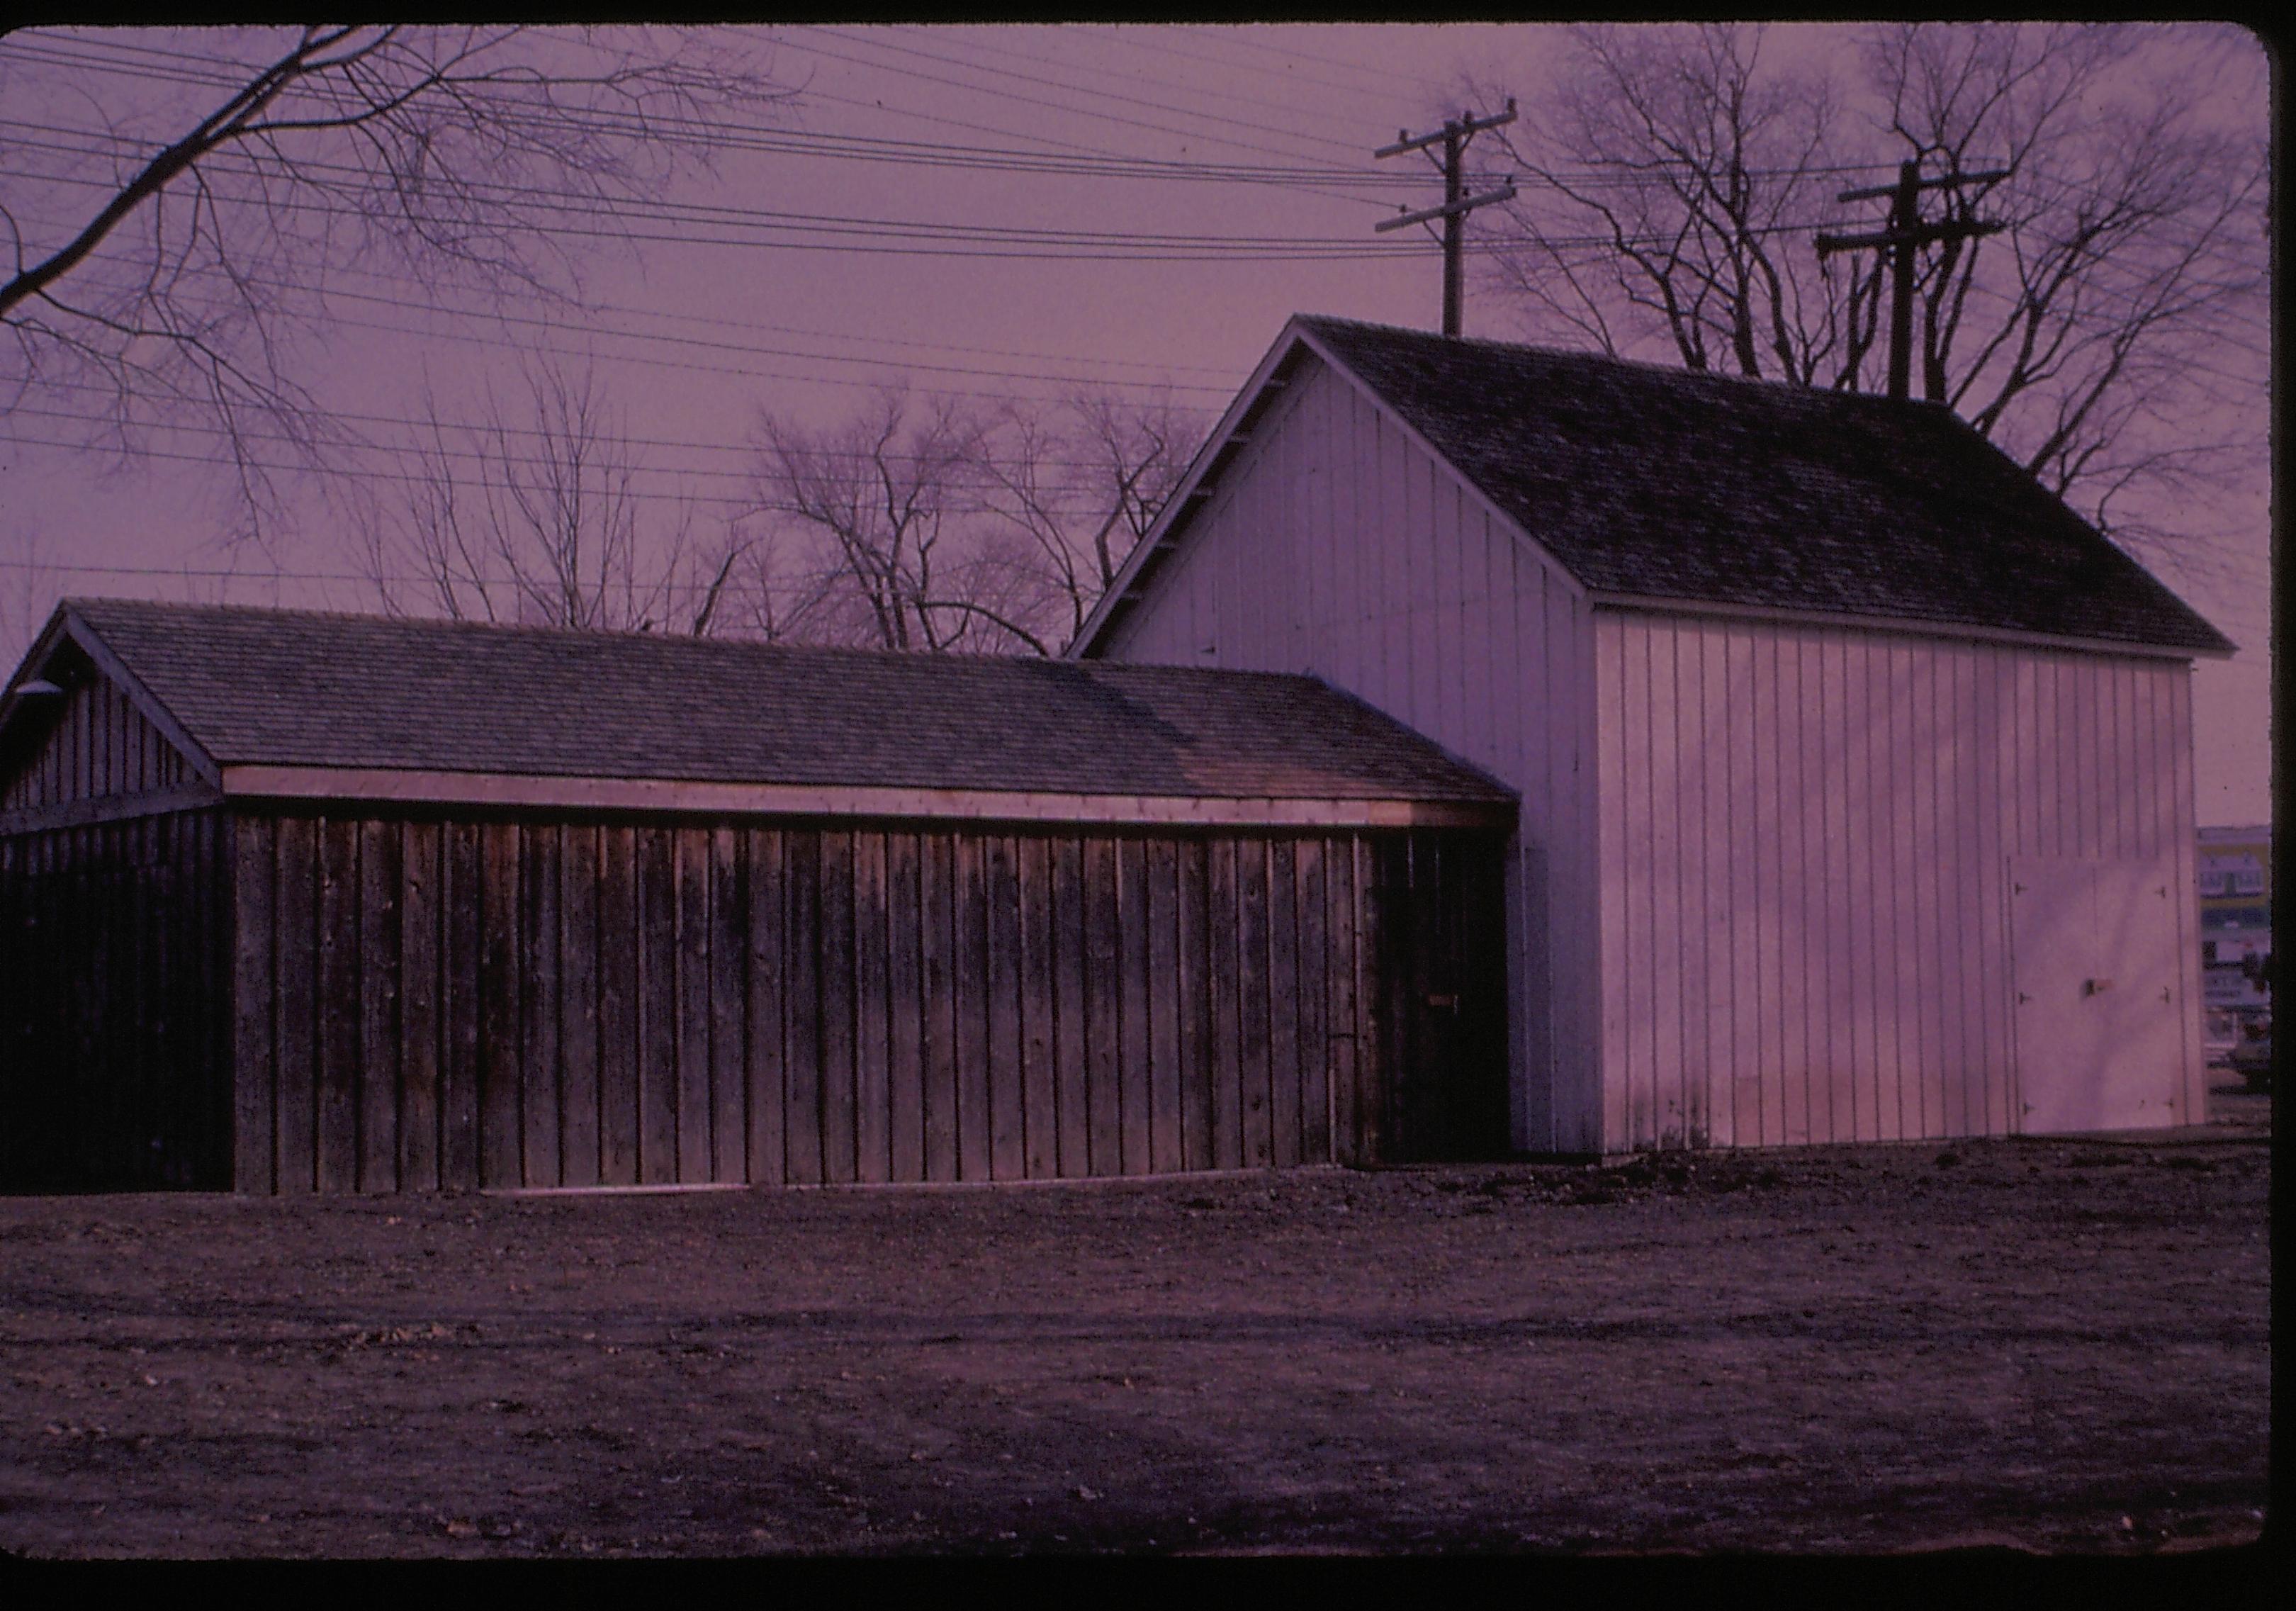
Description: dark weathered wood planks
15,809,1468,1196
744,828,785,1186
521,825,561,1188
886,832,925,1182
558,825,600,1189
398,820,441,1191
358,820,402,1193
710,829,748,1185
636,826,680,1184
230,815,276,1194
675,828,714,1182
986,834,1025,1180
782,829,823,1184
597,825,640,1186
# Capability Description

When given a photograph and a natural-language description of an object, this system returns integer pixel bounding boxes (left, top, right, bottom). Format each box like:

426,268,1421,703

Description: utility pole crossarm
1371,99,1518,337
1818,218,2005,255
1834,166,2013,204
1811,157,2010,400
1373,100,1516,159
1373,184,1519,233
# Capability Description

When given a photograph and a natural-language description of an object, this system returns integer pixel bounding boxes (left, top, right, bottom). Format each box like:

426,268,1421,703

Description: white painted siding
1594,610,2202,1149
1101,354,1606,1152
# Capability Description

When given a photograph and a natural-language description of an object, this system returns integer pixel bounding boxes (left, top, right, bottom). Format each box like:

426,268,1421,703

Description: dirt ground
0,1086,2270,1559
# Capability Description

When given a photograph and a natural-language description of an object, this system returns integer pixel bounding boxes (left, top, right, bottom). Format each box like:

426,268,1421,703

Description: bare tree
750,386,1204,656
1469,23,2266,535
0,25,787,533
351,356,746,636
750,387,1023,653
969,389,1201,650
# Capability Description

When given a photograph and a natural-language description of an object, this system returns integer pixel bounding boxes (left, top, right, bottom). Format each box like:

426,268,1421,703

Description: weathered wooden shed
0,598,1514,1194
1074,314,2234,1155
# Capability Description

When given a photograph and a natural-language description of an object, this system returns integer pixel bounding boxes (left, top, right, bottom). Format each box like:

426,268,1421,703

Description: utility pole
1816,158,2011,400
1374,101,1518,338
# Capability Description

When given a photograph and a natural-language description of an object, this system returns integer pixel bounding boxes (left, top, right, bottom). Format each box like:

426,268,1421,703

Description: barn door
1383,832,1508,1164
2009,858,2184,1133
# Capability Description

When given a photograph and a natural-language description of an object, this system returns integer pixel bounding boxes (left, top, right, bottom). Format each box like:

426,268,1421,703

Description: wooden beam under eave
217,765,1516,832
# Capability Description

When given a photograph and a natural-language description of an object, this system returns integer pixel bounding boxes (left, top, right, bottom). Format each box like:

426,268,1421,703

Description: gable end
0,614,221,833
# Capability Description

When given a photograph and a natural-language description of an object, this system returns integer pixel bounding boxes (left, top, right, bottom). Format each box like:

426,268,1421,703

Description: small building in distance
0,598,1513,1194
1074,313,2234,1155
2197,824,2271,1049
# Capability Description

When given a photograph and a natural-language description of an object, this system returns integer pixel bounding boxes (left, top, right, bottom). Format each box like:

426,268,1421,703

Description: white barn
1073,315,2233,1157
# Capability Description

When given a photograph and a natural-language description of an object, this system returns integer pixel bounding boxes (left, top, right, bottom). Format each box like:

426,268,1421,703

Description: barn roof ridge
1275,313,2232,658
1292,310,1934,405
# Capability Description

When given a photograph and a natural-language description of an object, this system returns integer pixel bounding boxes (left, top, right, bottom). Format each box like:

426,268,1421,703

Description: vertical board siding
14,806,1494,1194
985,835,1027,1180
1592,616,2200,1150
521,825,561,1189
1017,836,1059,1179
478,824,523,1186
1097,353,1598,1158
885,831,925,1181
853,831,891,1185
954,834,993,1181
675,829,716,1184
596,826,640,1185
816,830,855,1184
358,820,403,1192
0,674,194,814
0,809,230,1191
558,826,601,1188
1050,837,1090,1177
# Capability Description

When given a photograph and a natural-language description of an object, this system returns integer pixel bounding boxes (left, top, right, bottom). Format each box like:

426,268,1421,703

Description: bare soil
0,1089,2269,1559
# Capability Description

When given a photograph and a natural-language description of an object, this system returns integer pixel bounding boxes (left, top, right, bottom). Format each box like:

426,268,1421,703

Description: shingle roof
1295,315,2230,654
49,598,1512,804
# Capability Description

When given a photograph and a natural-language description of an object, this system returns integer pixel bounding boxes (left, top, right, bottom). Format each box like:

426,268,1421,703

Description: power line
13,145,1839,273
8,392,1190,500
932,24,1402,151
782,25,1374,177
835,24,1372,164
1,33,1400,202
1169,23,1456,101
2,422,1145,524
0,107,1449,196
9,157,1460,261
1110,26,1442,125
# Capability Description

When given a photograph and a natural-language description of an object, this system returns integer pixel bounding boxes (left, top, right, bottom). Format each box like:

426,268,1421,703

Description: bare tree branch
1465,22,2266,546
350,354,748,636
1,25,790,539
748,385,1204,656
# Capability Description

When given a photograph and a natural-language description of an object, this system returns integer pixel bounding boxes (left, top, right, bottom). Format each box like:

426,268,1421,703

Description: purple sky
0,23,2270,824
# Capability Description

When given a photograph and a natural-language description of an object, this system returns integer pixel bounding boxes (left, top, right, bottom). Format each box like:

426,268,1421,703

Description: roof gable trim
1071,316,1595,659
1069,323,1311,657
57,605,223,785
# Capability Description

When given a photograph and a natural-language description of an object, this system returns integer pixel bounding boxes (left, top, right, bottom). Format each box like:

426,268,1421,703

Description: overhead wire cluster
0,24,2260,617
